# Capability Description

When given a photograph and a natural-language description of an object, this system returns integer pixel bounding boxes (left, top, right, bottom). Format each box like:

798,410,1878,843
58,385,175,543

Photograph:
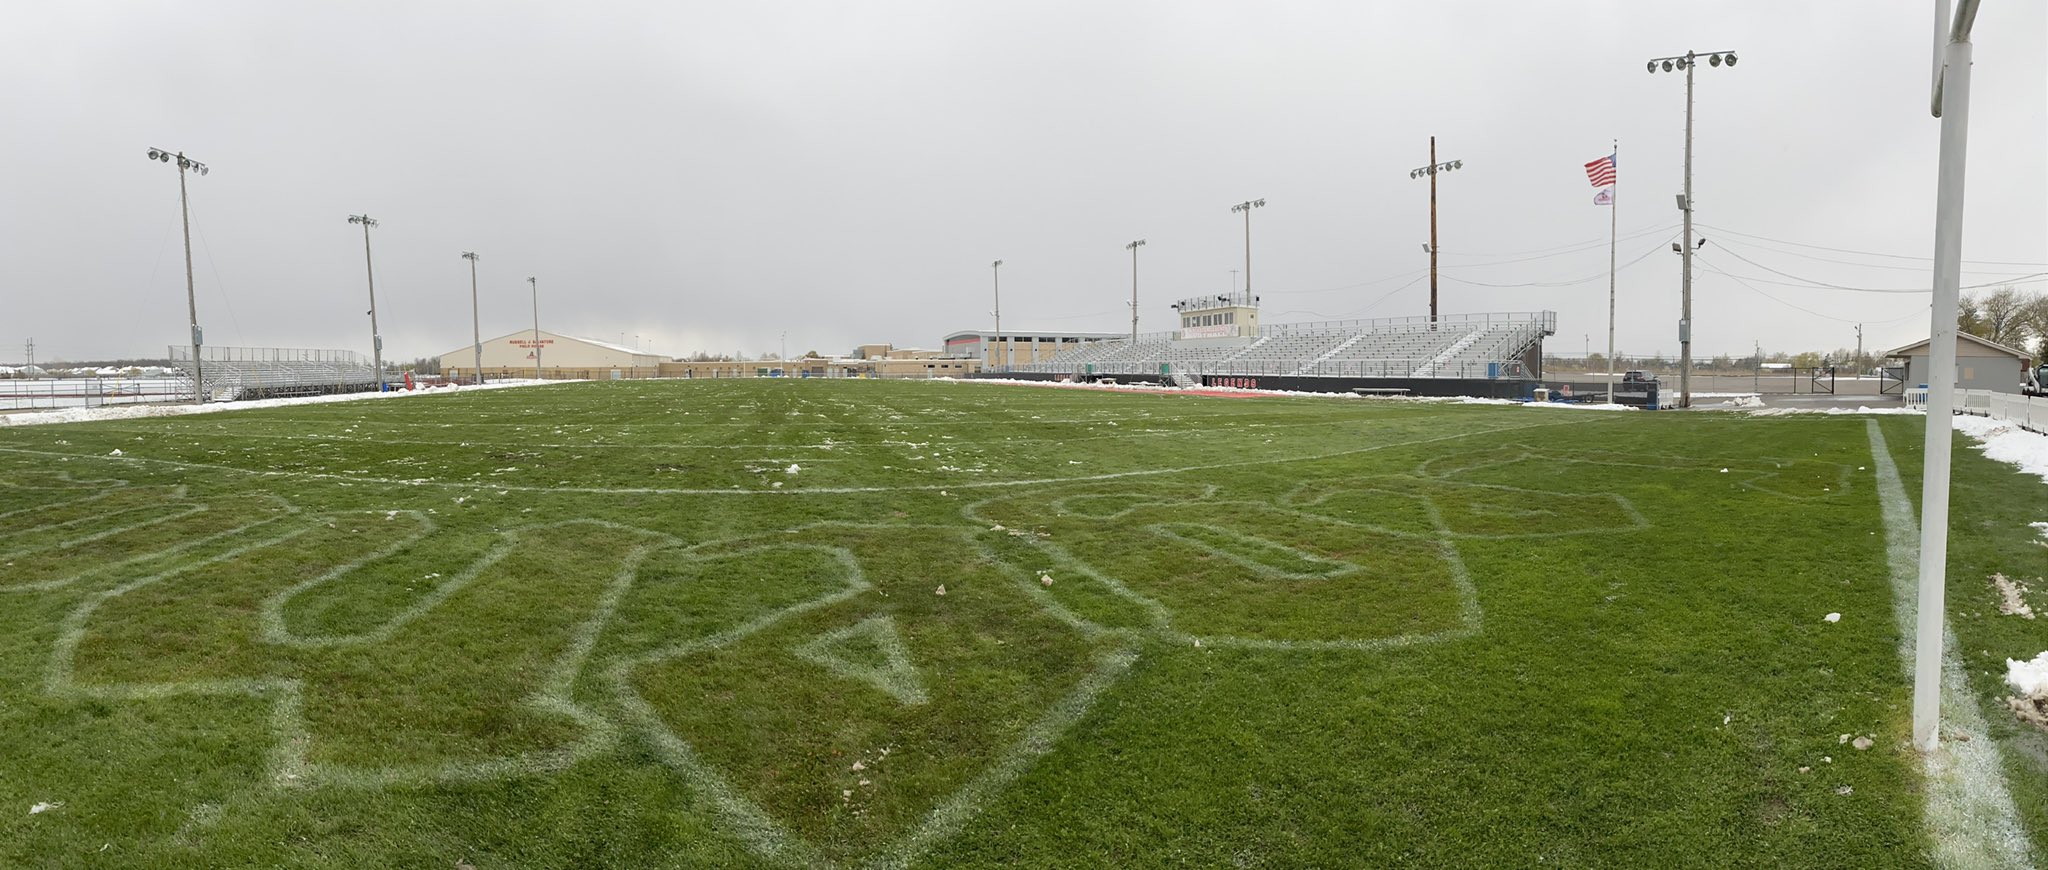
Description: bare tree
1973,286,2029,346
2017,292,2048,358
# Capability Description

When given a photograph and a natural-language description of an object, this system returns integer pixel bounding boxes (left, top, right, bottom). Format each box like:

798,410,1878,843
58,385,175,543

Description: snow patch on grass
1953,414,2048,484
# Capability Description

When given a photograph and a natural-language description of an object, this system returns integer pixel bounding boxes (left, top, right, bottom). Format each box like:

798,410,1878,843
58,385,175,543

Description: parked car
2025,364,2048,397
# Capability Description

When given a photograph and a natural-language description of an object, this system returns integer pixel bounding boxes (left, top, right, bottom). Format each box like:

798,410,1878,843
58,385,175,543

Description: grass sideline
0,378,2037,867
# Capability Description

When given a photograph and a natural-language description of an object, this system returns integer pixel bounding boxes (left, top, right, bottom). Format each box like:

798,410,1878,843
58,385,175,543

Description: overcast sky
4,1,2043,364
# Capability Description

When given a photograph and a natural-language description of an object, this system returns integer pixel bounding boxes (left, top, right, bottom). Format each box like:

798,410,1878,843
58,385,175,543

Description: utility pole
1855,323,1864,369
1648,49,1738,409
990,260,1004,371
146,148,209,402
1409,141,1465,326
1230,200,1265,307
1125,239,1146,347
527,277,541,380
1229,269,1239,294
462,252,482,385
348,214,383,391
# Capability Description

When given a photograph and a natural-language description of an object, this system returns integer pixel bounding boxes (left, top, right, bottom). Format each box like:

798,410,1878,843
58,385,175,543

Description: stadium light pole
527,276,542,380
1125,239,1146,347
1647,49,1738,409
145,148,209,402
991,259,1004,371
1911,0,1981,752
1408,139,1464,327
461,252,482,384
348,214,385,391
1230,200,1264,307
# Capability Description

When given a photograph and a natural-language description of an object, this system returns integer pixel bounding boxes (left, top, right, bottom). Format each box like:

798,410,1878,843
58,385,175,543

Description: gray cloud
3,1,2042,363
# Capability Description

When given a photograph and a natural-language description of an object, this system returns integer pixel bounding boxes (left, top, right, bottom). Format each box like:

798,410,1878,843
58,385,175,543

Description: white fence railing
1909,387,2048,433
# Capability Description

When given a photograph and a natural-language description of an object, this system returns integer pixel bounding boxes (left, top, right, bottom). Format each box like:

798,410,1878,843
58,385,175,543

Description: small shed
1884,332,2034,394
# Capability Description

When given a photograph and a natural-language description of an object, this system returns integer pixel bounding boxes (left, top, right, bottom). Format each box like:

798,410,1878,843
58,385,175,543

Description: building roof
1883,332,2033,361
445,329,665,360
942,330,1125,342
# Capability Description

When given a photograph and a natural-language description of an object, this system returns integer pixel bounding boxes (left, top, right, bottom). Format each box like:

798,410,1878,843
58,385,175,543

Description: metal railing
0,377,190,411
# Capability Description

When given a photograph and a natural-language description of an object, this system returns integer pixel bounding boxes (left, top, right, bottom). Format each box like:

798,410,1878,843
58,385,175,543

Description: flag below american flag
1593,187,1613,206
1584,153,1617,187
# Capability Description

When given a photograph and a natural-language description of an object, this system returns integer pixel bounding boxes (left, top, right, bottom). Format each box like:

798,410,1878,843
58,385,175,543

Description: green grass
0,379,2039,867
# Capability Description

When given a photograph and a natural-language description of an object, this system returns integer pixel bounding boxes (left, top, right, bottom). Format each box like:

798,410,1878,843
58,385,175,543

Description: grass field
1,378,2045,868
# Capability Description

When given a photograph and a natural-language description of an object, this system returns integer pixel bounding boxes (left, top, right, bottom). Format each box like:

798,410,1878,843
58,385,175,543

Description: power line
1438,235,1677,289
1708,235,2038,276
1699,248,2046,294
1695,222,2048,268
1705,265,1930,325
1436,222,1678,264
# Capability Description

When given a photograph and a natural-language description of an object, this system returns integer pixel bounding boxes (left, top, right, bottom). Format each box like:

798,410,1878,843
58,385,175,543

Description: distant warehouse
441,330,664,381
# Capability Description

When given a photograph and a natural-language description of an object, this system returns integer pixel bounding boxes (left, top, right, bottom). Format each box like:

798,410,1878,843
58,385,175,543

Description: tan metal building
941,330,1122,368
1887,333,2035,394
441,330,665,381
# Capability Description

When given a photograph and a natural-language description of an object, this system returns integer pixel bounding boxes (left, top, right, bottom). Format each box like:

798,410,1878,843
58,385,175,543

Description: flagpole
1607,139,1617,405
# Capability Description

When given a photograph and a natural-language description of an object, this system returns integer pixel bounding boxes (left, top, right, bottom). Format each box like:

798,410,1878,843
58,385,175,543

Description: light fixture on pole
1125,239,1146,347
1409,138,1465,327
347,214,384,391
147,148,209,402
461,252,482,385
1911,0,1983,753
1647,48,1738,409
1229,200,1265,307
527,276,541,380
990,259,1004,371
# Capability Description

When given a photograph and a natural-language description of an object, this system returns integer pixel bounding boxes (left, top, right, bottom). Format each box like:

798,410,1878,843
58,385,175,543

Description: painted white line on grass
0,418,1582,497
1867,419,2033,869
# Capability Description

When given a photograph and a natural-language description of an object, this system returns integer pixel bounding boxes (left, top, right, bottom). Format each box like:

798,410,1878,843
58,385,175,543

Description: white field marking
0,418,1585,497
969,489,1485,651
48,513,679,792
792,615,930,706
0,499,208,560
59,414,1381,456
1046,484,1220,521
602,543,870,869
255,511,442,647
0,491,163,541
1148,523,1362,581
1280,476,1650,541
603,529,1141,869
865,647,1139,870
1428,443,1859,504
1866,419,2034,869
0,486,126,526
1,495,298,594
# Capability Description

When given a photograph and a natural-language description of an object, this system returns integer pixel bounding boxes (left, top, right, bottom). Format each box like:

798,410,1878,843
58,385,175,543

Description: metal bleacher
1012,312,1555,381
168,346,379,402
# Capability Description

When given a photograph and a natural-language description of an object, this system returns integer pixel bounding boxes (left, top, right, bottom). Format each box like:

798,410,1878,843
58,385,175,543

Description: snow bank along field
2,377,2046,868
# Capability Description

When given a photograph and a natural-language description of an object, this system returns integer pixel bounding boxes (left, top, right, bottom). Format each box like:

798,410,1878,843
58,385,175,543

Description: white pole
1607,140,1618,405
1913,33,1973,751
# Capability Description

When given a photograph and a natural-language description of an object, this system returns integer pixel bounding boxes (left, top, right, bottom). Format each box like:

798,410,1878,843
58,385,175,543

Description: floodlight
1708,53,1722,67
1647,60,1657,73
1723,52,1737,67
1451,160,1463,169
198,166,208,176
1662,60,1674,72
148,149,161,160
1672,242,1683,253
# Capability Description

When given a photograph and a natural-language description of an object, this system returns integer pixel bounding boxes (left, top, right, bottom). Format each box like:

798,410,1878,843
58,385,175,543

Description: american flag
1584,153,1617,188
